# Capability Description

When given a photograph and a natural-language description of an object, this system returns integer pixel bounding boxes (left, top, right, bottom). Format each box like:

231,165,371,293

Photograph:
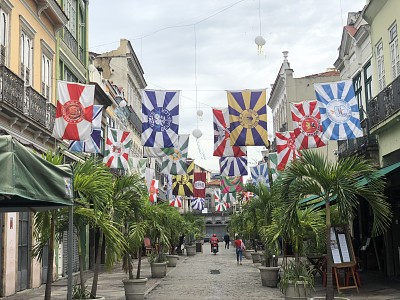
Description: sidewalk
3,243,400,299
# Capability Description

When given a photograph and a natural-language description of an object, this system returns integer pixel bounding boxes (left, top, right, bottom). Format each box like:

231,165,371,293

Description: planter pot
122,277,148,300
186,245,196,256
259,266,280,287
251,252,261,263
244,249,254,259
166,254,179,267
150,262,167,278
283,281,312,300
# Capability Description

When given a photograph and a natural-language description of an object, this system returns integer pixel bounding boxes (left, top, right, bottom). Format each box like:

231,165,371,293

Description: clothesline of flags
51,79,362,212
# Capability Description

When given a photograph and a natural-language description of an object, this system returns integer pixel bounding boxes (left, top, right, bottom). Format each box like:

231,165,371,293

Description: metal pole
67,205,73,300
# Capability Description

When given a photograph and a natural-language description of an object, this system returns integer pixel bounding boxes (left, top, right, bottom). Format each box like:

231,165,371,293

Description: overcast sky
89,0,366,172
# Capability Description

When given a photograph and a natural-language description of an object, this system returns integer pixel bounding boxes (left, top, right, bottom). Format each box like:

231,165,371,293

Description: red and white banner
149,179,158,203
193,173,206,198
276,131,300,171
53,81,94,140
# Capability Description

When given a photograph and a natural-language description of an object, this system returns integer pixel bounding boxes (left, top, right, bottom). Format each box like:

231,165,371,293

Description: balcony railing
0,65,55,131
367,74,400,128
127,105,142,133
62,27,78,57
337,135,379,160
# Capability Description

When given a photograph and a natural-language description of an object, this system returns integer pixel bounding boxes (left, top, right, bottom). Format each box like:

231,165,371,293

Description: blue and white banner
250,163,270,187
314,80,363,140
142,89,180,148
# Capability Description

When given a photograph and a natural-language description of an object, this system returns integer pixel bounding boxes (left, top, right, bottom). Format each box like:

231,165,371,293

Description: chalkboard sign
330,225,356,267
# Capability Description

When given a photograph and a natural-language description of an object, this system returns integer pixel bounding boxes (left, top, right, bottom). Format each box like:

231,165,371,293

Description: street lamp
115,95,127,107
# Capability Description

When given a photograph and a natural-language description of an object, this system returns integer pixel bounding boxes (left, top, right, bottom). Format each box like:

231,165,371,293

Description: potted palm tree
281,150,392,300
182,212,203,256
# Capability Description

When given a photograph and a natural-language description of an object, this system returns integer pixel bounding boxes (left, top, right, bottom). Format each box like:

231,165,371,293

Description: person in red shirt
210,234,219,252
234,236,245,264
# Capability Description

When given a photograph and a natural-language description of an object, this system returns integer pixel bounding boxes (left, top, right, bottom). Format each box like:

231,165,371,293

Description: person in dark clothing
224,232,230,249
177,234,185,255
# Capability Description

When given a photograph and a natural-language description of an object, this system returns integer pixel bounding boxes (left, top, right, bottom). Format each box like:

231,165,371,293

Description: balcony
62,27,78,57
367,75,400,129
337,134,379,163
127,105,142,133
0,65,55,131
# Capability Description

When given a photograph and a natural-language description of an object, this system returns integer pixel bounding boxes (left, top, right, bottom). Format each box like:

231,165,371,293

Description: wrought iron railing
367,74,400,128
127,105,142,133
0,45,5,66
337,135,378,160
0,65,55,131
62,27,78,56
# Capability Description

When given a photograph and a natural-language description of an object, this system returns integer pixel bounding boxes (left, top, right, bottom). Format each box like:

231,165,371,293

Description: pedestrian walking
234,236,245,265
223,232,230,249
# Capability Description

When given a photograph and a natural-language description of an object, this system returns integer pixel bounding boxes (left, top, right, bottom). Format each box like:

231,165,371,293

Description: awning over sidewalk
0,135,74,211
299,161,400,209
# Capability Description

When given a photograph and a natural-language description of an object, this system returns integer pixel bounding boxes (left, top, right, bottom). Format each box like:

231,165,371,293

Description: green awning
299,161,400,210
0,135,74,211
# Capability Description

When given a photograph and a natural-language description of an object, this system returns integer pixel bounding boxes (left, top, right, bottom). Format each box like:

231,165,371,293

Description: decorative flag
221,193,235,206
103,128,132,169
212,108,247,157
227,89,268,146
145,168,155,192
314,80,363,140
149,179,158,203
243,191,254,202
290,100,327,149
143,147,167,158
214,189,221,203
172,161,194,196
160,134,190,175
220,176,243,193
141,89,180,148
69,105,103,153
169,195,182,208
191,197,205,211
215,201,227,212
126,157,147,177
219,157,248,176
193,173,206,198
53,81,94,140
276,131,300,171
250,163,270,187
268,152,279,182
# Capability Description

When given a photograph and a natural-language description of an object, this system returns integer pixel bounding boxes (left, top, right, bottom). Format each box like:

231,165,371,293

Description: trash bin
196,242,202,252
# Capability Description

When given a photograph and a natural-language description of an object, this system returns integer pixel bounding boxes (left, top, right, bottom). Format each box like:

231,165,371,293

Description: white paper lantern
197,109,203,117
192,128,202,139
255,35,266,47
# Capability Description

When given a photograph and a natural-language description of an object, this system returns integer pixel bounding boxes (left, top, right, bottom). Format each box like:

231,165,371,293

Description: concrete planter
251,251,261,263
283,281,312,300
259,266,280,287
166,254,179,267
122,277,148,300
150,262,167,278
186,245,196,256
309,298,350,300
244,249,254,259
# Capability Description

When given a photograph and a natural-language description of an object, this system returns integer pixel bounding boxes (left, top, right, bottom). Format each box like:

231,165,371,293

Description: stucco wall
377,121,400,163
3,213,17,296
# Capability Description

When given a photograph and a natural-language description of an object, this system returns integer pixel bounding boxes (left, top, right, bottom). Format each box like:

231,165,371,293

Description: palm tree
280,150,392,300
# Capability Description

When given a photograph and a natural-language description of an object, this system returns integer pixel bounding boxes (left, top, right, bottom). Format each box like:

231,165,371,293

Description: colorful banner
160,134,190,175
149,179,158,203
290,100,327,149
142,89,180,148
191,197,205,211
169,195,182,208
69,105,103,153
53,81,94,141
314,80,363,140
193,172,206,198
103,128,132,169
220,176,243,193
268,152,279,182
227,89,268,146
219,157,248,176
172,161,194,196
250,163,270,187
126,157,147,177
276,131,300,171
212,108,247,157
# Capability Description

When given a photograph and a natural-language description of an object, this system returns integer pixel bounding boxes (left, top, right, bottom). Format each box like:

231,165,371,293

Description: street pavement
3,242,400,299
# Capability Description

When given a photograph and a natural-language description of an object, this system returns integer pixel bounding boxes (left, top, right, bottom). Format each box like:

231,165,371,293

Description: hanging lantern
197,109,203,121
255,35,266,54
192,128,202,139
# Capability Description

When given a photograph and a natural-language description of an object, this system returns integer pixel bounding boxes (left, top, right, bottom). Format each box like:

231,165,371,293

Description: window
389,22,400,80
376,41,386,91
41,40,54,101
353,73,363,118
64,0,77,37
20,17,35,86
64,67,78,82
364,61,372,102
0,11,8,65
